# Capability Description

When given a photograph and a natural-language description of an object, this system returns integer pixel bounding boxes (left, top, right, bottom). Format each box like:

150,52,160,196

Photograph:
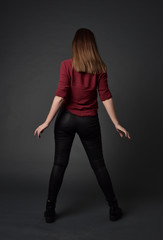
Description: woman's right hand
34,122,49,139
114,123,131,139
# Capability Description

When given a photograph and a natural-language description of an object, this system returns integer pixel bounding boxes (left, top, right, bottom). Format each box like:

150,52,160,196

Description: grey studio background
1,0,163,240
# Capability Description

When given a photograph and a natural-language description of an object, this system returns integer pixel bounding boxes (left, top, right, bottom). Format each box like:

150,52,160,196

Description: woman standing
34,28,131,223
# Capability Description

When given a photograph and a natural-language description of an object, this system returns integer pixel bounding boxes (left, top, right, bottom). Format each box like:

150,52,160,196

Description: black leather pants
47,106,118,207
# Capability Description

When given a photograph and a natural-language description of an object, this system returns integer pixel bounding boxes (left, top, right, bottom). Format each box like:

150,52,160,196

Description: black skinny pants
47,106,118,207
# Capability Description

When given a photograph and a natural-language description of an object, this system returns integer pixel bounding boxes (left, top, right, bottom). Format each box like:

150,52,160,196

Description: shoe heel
109,207,123,221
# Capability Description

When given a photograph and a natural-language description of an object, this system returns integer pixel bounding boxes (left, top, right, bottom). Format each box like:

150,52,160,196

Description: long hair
72,28,107,74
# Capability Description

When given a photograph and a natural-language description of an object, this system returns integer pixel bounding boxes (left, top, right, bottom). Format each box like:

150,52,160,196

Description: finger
117,129,123,137
126,131,129,137
119,132,123,137
34,128,38,136
122,130,126,137
126,132,131,139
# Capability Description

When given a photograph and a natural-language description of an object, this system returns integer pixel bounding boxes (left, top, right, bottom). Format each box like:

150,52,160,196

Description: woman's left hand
34,122,49,139
114,123,131,139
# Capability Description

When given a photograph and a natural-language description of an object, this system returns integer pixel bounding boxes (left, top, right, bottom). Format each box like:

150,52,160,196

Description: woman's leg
76,114,118,207
46,108,76,205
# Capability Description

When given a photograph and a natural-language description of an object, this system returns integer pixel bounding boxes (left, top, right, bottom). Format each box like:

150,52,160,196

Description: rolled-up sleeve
55,61,70,99
97,72,112,101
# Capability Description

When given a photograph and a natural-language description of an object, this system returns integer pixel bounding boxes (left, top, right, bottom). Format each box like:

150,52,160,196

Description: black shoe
109,206,123,221
44,200,56,223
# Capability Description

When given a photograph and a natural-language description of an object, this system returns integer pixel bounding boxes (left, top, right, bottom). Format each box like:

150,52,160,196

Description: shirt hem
65,107,98,117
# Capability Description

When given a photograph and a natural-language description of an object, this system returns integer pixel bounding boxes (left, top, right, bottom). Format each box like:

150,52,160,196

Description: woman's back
55,58,112,116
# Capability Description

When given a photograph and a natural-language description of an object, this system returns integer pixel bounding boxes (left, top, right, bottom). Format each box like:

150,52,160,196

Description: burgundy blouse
55,58,112,116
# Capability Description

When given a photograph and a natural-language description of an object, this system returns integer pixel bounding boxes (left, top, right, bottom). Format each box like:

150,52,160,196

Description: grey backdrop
1,0,163,239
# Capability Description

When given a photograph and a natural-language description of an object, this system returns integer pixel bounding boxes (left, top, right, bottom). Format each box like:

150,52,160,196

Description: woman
34,28,131,224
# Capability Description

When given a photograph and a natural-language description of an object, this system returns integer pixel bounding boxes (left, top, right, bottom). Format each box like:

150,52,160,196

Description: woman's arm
34,60,70,139
102,97,119,126
44,96,65,127
102,97,131,139
34,96,65,138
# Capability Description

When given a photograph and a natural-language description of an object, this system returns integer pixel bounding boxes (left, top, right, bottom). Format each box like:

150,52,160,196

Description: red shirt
55,58,112,116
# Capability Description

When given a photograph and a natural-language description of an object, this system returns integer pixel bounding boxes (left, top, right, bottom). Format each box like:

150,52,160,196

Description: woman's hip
54,105,100,135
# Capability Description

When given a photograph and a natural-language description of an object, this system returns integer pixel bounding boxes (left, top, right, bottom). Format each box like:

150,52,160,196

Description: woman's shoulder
61,58,72,70
62,58,72,65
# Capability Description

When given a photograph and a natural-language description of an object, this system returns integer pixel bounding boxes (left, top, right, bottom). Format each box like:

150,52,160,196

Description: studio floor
1,180,162,240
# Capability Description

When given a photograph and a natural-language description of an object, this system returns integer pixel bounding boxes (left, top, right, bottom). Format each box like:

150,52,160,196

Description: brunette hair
72,28,107,74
